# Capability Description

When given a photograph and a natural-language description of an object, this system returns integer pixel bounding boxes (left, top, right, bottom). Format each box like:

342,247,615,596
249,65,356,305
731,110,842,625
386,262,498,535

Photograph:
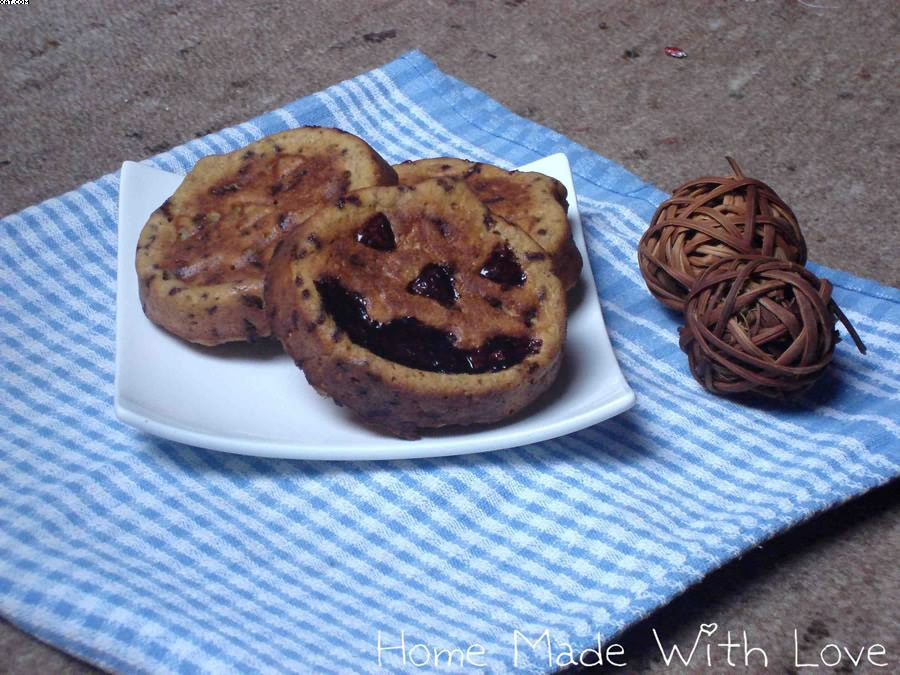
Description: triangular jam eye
407,263,458,307
355,212,396,250
479,244,526,287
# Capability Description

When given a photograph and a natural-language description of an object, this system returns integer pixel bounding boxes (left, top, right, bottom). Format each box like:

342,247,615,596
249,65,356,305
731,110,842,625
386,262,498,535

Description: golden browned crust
394,158,583,290
136,127,397,345
265,178,567,438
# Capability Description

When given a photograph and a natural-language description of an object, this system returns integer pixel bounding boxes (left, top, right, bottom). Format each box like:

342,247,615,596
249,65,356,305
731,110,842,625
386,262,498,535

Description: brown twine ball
679,256,865,398
638,158,808,311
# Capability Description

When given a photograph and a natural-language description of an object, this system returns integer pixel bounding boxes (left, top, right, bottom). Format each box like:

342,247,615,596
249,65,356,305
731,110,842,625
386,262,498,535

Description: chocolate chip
209,183,239,195
435,177,455,192
283,169,308,193
240,294,263,309
431,217,451,237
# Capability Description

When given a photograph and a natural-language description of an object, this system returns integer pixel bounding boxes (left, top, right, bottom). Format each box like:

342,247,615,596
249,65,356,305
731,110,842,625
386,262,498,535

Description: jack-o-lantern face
265,178,568,438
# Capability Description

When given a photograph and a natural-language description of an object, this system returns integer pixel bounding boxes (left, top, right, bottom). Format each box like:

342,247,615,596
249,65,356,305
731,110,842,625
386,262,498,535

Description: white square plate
115,153,635,460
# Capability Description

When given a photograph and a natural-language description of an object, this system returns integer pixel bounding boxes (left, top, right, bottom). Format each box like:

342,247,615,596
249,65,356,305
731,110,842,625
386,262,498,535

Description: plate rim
114,153,635,460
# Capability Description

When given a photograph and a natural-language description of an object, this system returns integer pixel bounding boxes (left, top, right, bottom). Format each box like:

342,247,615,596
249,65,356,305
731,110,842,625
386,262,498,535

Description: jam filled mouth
315,277,541,374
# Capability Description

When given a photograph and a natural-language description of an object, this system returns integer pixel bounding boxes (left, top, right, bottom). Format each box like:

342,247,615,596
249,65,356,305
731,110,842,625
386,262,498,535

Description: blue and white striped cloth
1,50,898,673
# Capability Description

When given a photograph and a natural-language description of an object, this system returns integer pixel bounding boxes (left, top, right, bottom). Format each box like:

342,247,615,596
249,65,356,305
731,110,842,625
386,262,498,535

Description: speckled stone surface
0,1,897,672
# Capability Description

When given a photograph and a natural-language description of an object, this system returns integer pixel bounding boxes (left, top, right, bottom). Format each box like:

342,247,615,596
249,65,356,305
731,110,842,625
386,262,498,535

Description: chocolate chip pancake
265,178,567,438
136,127,397,345
394,158,583,290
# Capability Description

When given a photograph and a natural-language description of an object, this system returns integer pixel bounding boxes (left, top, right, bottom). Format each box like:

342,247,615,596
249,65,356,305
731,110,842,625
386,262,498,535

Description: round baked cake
265,178,567,438
394,157,583,290
136,127,397,345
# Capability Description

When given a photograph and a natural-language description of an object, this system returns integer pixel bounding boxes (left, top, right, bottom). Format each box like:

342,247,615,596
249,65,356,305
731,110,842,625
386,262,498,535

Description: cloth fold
1,50,898,673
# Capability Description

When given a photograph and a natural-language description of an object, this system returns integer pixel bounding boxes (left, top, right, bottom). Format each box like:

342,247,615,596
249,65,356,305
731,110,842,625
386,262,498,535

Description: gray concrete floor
1,1,897,672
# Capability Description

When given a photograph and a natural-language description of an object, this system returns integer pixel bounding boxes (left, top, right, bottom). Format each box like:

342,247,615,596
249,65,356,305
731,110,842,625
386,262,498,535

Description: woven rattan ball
679,256,865,398
638,158,807,311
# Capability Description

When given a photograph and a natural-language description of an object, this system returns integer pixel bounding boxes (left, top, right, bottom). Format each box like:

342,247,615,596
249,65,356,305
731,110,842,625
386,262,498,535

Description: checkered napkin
1,50,898,673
